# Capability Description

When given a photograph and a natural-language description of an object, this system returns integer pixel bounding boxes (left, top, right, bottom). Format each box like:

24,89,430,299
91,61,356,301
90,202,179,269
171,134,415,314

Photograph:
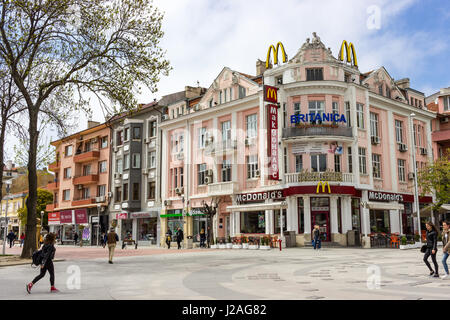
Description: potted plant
399,236,408,250
218,237,227,249
260,236,271,250
226,235,233,249
232,237,242,249
249,237,259,250
242,236,249,249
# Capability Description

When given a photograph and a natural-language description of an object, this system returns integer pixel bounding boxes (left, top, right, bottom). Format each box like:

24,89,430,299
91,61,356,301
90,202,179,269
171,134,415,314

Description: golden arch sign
316,181,331,194
339,40,358,67
266,42,287,69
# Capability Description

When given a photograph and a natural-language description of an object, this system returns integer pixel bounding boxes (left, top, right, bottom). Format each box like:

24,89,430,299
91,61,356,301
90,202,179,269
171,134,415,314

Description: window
63,167,72,179
370,112,379,138
298,198,304,234
221,121,231,142
148,121,157,138
413,124,417,146
247,155,259,179
345,102,351,127
372,154,381,178
115,186,122,202
311,154,327,172
398,159,406,182
65,145,73,157
98,161,107,173
116,130,123,146
358,147,367,174
198,127,207,149
198,163,207,185
124,154,130,170
132,183,140,201
238,86,246,99
148,151,156,168
180,167,184,187
240,211,265,233
295,155,303,172
219,90,222,104
378,85,383,95
83,164,91,176
348,147,353,173
284,148,287,174
63,189,70,201
133,127,141,140
132,153,141,169
274,209,287,234
386,86,391,98
116,159,123,174
148,182,156,200
334,155,341,172
123,183,129,201
395,120,403,143
222,159,231,182
124,128,129,141
224,89,227,103
82,187,90,199
97,185,106,197
229,87,233,101
332,102,339,124
306,68,323,81
356,103,364,129
294,102,301,116
246,114,257,138
84,140,92,152
276,75,283,85
101,136,108,148
209,99,213,108
179,134,184,152
444,96,450,111
174,168,178,188
308,101,325,124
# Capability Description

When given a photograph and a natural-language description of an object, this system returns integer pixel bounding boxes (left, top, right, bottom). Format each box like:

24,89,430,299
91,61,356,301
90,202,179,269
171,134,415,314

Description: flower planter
226,243,233,249
242,243,249,249
210,245,218,249
232,244,242,249
248,245,259,250
218,244,227,249
260,245,271,250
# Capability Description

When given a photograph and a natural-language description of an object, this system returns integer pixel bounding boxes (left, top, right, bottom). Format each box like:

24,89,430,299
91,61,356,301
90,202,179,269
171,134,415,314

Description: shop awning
366,202,404,210
226,201,288,212
419,204,450,216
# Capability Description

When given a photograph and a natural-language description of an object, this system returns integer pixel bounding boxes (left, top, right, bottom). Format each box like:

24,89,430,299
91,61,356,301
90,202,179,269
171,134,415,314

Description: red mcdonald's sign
267,104,279,180
264,85,278,103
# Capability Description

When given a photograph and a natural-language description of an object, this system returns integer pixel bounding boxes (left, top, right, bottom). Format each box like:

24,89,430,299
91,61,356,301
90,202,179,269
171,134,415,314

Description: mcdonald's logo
266,42,287,69
338,40,358,67
264,85,278,103
316,181,331,194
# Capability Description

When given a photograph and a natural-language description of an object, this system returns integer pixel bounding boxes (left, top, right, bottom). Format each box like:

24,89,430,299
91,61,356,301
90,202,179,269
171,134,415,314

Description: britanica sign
236,190,284,203
368,191,404,202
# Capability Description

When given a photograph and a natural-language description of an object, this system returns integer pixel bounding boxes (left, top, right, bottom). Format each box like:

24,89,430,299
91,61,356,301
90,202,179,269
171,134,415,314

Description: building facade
426,87,450,159
1,192,27,238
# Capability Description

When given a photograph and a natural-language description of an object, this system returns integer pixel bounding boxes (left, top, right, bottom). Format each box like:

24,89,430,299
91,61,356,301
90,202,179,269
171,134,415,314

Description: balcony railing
73,149,100,163
73,174,99,185
207,181,239,196
285,171,354,183
45,203,57,211
282,125,353,139
205,140,237,155
48,161,60,172
72,197,96,206
47,181,59,190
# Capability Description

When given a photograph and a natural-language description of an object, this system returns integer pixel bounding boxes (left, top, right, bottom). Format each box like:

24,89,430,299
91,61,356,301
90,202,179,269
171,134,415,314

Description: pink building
426,88,450,159
160,33,436,248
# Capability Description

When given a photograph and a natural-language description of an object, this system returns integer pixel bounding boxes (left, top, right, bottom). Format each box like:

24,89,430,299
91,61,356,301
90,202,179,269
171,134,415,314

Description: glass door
310,197,330,241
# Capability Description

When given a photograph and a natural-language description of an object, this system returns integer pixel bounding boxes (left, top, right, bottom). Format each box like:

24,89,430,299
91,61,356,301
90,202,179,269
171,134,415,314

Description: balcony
282,125,353,140
207,181,239,196
72,197,96,206
73,149,100,163
205,140,237,156
48,161,60,172
73,174,99,185
47,181,60,190
285,171,354,183
432,129,450,143
45,203,57,211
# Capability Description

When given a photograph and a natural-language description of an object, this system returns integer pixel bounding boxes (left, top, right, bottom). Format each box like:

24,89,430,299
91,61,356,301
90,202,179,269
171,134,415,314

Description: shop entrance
310,197,330,242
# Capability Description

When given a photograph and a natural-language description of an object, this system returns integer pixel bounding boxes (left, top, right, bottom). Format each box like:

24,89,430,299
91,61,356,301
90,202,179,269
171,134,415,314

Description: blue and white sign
291,113,347,124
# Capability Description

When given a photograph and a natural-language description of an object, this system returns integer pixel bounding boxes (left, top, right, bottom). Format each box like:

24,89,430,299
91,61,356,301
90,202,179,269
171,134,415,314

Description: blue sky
4,0,450,162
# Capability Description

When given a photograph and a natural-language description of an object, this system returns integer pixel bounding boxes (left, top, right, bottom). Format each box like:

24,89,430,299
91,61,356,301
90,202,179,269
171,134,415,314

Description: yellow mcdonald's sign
266,42,287,69
316,181,331,194
267,87,277,100
339,40,358,67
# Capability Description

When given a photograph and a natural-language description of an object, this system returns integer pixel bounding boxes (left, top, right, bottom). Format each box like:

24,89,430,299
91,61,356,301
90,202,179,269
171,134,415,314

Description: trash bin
283,231,290,247
347,230,355,246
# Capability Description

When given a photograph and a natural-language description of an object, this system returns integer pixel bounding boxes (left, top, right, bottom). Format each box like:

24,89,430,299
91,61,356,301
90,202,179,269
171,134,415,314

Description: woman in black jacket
27,233,59,293
423,221,439,278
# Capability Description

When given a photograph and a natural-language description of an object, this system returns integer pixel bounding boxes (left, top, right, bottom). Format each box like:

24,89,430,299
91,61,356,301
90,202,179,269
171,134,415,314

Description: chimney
87,120,101,129
256,59,270,76
395,78,410,89
185,86,204,99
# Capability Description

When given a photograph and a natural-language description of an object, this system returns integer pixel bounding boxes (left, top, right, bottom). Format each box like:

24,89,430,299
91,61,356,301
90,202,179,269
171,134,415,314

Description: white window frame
198,163,207,185
398,159,406,182
148,151,156,169
198,127,207,149
295,155,303,173
294,102,301,116
372,154,381,179
356,103,364,129
358,147,367,175
370,112,379,138
247,155,259,179
310,154,327,172
246,114,257,138
395,120,403,143
132,153,141,169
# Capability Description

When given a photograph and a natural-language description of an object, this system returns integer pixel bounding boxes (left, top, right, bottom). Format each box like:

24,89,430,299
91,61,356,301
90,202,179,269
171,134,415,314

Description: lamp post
409,113,421,243
2,179,12,255
96,204,101,246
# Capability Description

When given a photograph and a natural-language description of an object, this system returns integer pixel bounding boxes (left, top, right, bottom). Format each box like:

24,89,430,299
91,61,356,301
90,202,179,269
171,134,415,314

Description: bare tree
0,0,171,258
201,197,223,247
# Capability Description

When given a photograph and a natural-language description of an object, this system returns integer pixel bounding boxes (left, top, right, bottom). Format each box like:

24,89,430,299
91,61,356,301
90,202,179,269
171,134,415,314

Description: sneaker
50,286,59,293
429,271,435,276
26,283,33,294
441,274,449,279
433,273,440,278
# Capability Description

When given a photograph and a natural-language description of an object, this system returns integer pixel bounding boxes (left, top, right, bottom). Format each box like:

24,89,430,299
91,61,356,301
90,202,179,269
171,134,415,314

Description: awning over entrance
226,201,287,212
366,201,404,210
419,204,450,217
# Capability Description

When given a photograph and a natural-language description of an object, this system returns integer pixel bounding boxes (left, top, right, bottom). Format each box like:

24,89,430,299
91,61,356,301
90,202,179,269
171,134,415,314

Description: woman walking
200,228,206,248
26,233,59,293
423,221,439,278
441,221,449,279
165,229,172,249
312,224,321,250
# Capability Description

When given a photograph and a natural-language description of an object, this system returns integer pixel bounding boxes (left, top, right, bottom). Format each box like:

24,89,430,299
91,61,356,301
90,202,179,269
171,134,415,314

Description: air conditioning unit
204,176,212,184
398,143,408,152
114,173,122,179
440,117,449,123
107,192,113,198
77,185,83,190
420,147,428,155
408,172,415,180
255,169,261,177
96,196,105,203
164,200,172,206
175,187,184,195
371,136,380,145
162,114,169,121
207,169,213,176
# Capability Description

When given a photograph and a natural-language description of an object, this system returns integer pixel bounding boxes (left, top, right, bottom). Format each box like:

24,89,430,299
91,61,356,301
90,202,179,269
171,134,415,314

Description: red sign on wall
74,208,88,224
116,213,128,220
264,85,278,103
267,104,279,180
48,212,60,225
60,210,73,224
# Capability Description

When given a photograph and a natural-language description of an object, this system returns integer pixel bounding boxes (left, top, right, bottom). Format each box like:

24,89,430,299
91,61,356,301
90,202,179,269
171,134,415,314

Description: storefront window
370,210,390,233
63,225,74,240
402,203,414,236
337,198,342,234
193,215,207,242
274,209,287,234
167,216,183,234
138,218,157,241
298,197,304,233
121,219,133,240
240,211,265,234
351,198,361,232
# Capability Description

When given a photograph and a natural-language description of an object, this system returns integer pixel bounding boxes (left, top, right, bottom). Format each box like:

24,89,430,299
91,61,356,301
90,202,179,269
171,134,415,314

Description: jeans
423,248,439,274
313,237,321,250
32,261,55,286
443,252,449,275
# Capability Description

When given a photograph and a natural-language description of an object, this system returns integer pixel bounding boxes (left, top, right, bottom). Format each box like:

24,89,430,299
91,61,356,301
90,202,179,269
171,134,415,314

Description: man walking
176,227,184,250
7,230,16,248
107,227,119,264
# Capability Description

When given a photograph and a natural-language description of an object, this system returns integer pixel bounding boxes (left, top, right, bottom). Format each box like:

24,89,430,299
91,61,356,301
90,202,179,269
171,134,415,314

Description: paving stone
302,289,319,292
306,296,325,300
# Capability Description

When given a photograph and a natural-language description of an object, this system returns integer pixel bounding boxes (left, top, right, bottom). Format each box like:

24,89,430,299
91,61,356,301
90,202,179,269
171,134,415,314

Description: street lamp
96,204,101,246
409,113,422,243
2,179,12,255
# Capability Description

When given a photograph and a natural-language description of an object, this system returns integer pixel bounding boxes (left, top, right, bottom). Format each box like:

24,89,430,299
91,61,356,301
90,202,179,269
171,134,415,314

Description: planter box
260,245,271,250
226,243,233,249
218,244,227,249
242,243,249,249
232,245,242,249
248,245,259,250
210,245,218,249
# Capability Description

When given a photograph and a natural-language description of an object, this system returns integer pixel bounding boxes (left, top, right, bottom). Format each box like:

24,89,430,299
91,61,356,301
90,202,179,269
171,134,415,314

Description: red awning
60,210,73,224
48,212,60,225
74,208,88,224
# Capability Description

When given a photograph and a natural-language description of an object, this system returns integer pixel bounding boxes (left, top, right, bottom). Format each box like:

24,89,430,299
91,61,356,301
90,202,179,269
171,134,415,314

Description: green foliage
17,189,53,227
414,234,420,242
401,236,407,245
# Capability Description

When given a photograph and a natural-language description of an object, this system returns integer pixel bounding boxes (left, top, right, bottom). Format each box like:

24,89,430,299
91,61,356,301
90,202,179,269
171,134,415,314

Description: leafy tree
418,150,450,211
17,188,53,228
0,0,171,258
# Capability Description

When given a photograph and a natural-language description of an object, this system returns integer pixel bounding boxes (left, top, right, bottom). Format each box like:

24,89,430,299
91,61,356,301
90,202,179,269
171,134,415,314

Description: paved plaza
0,246,449,300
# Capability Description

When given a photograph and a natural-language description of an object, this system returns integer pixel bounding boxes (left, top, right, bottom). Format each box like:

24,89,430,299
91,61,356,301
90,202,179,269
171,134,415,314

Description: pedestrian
106,227,119,264
39,234,44,246
423,221,439,278
20,232,25,247
73,232,78,245
7,230,15,248
312,224,321,250
176,227,184,250
165,229,172,249
101,232,106,248
26,233,59,293
441,221,449,279
200,228,206,248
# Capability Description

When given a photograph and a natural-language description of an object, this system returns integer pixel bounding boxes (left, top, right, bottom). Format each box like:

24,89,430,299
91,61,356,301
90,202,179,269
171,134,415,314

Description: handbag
420,244,427,253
